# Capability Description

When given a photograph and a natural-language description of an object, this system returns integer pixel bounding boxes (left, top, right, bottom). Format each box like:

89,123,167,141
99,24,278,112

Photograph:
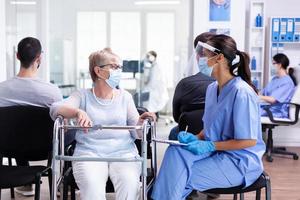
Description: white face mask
105,69,122,89
198,57,213,77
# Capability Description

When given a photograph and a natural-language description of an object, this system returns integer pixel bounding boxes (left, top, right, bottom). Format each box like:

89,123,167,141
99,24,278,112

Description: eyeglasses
272,62,278,65
98,63,122,70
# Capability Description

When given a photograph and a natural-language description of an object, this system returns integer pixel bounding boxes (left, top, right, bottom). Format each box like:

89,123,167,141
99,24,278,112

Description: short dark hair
193,32,216,48
17,37,42,68
147,50,157,58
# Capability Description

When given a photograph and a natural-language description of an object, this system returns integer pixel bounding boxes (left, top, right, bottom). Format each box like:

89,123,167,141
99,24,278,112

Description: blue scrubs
209,0,231,21
261,75,295,118
152,77,265,200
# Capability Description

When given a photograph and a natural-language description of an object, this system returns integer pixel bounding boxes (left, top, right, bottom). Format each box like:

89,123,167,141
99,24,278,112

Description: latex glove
178,131,198,144
184,140,216,155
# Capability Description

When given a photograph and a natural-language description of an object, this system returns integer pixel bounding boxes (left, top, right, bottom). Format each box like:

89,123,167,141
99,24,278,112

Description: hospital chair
0,106,54,200
54,107,156,200
261,84,300,162
178,110,271,200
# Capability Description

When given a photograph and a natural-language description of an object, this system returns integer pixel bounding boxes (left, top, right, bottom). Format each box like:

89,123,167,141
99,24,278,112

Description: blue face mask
105,69,122,89
198,57,213,77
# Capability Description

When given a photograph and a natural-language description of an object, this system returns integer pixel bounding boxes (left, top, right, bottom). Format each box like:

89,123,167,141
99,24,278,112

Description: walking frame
51,116,157,200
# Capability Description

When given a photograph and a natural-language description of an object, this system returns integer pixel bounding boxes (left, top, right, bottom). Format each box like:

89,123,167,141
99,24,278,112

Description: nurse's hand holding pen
178,131,216,155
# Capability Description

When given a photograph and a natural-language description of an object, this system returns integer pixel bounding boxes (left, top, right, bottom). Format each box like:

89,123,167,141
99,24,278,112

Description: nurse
151,34,266,200
260,53,296,118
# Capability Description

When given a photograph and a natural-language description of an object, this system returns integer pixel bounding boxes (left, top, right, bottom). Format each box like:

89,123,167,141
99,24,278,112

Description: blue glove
184,140,216,155
178,131,198,143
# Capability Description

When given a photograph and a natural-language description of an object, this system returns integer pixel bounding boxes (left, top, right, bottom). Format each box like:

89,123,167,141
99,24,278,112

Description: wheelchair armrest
262,102,300,125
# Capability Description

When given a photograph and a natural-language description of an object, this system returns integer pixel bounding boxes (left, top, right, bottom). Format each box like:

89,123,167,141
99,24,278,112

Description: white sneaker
15,185,35,196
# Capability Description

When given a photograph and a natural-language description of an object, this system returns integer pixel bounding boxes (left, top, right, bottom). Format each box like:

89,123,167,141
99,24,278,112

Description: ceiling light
10,1,36,5
134,0,180,5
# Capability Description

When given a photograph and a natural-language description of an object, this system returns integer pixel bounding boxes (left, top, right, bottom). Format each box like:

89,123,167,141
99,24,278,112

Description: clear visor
183,41,221,77
195,41,221,56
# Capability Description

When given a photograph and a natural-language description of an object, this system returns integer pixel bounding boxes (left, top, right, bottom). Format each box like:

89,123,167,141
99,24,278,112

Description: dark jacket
172,72,214,122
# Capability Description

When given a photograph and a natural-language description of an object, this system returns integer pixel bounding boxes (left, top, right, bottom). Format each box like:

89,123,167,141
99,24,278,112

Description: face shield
185,41,220,77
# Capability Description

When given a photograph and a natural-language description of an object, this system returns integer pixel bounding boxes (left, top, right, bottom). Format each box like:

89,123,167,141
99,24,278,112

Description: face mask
198,57,213,77
105,69,122,89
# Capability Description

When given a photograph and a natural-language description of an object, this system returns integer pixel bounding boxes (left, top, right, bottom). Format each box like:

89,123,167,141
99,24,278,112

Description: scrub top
151,77,266,200
203,77,266,187
261,75,295,118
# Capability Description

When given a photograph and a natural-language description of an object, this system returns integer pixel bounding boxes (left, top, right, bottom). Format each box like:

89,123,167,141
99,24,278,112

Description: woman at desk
151,34,265,199
260,53,296,118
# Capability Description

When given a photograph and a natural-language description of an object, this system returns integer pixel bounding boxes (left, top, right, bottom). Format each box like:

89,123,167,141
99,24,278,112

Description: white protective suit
143,60,169,113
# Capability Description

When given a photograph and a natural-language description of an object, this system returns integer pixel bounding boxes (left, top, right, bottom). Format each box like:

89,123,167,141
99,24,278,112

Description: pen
184,125,188,135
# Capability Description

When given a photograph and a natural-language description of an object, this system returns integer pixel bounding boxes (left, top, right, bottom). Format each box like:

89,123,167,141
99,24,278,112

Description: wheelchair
51,114,157,200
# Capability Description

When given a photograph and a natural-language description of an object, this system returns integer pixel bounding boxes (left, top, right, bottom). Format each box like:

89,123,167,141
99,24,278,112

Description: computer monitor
122,60,144,73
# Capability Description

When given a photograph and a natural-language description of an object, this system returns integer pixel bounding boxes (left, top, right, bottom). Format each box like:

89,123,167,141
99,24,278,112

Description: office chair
261,84,300,162
61,107,156,200
260,65,300,162
0,106,54,200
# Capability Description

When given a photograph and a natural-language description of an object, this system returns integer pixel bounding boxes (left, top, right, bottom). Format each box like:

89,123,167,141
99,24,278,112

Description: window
77,12,106,74
146,12,175,87
110,12,141,60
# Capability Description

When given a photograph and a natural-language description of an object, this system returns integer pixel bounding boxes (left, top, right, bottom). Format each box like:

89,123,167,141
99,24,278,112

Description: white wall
0,0,6,81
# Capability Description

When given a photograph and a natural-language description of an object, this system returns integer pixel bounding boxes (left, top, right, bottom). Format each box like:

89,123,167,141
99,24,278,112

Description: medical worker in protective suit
143,51,169,117
151,34,265,200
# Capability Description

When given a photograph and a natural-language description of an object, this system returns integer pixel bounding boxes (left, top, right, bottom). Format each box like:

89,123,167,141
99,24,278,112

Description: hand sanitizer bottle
251,56,257,70
253,77,259,89
255,14,262,27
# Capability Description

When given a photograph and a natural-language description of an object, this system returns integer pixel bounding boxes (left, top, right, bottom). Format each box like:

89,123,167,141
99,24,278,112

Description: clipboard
152,138,188,146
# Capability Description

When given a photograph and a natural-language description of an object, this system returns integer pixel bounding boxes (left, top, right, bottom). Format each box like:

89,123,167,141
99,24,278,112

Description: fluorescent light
10,1,36,5
134,0,180,5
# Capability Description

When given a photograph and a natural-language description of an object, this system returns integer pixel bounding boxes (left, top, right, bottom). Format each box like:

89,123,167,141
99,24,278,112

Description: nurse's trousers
151,146,244,200
72,157,141,200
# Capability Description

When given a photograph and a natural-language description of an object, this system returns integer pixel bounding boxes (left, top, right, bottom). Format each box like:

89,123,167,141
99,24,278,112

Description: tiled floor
1,118,300,200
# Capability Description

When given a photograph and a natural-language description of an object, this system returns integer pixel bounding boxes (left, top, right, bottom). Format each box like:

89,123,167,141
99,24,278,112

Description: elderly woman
50,48,155,200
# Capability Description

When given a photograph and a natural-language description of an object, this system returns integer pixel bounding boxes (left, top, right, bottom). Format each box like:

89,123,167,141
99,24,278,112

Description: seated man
0,37,62,196
169,32,215,140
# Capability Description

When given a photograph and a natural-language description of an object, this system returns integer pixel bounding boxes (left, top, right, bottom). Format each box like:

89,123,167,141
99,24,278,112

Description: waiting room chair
178,109,204,134
204,172,271,200
261,84,300,162
0,106,54,200
178,110,271,200
61,107,156,200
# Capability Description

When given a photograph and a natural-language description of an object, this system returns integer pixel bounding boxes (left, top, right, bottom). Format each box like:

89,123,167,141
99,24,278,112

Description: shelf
248,0,265,90
251,27,264,30
271,42,300,44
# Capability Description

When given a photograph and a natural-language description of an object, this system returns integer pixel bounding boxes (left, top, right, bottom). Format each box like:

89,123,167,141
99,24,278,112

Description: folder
294,18,300,42
272,18,280,42
286,18,294,42
279,18,288,42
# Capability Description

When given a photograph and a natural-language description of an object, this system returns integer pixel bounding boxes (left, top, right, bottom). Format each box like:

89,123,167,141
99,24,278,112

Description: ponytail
230,50,258,93
288,67,297,86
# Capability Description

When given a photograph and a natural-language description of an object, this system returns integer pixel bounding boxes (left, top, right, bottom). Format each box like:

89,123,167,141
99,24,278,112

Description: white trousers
73,158,141,200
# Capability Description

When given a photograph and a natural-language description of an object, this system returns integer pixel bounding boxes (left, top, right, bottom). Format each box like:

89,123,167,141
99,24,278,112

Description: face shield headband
196,41,221,56
197,41,240,67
